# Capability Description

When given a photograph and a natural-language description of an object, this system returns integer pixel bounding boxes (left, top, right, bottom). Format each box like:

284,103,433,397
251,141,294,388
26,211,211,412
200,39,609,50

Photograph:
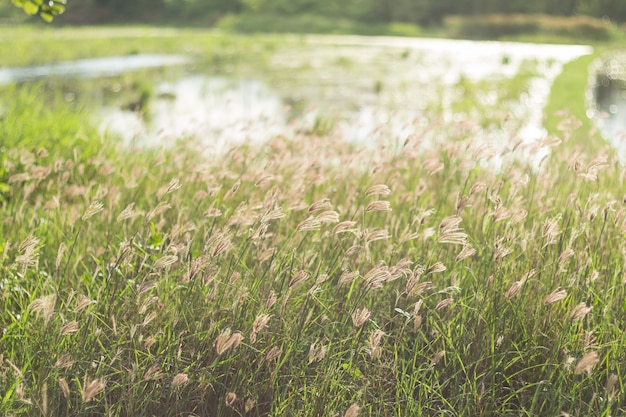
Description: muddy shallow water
3,35,594,166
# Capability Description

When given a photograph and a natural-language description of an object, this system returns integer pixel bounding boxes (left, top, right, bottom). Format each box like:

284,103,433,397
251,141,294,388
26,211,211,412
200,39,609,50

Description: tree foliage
12,0,66,22
10,0,626,24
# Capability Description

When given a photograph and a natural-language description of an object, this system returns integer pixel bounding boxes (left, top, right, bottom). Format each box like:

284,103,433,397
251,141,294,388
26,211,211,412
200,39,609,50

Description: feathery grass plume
366,229,390,243
223,179,241,201
586,270,600,284
438,230,467,245
469,182,487,195
204,207,222,217
557,248,575,266
289,270,310,288
574,351,599,375
225,392,237,407
54,354,74,369
570,302,592,322
60,321,79,336
171,373,189,388
455,245,476,262
505,280,524,299
579,155,608,181
494,241,512,260
255,173,275,188
265,291,277,309
439,215,462,233
266,346,282,362
82,200,104,221
542,215,561,247
509,208,528,225
368,330,385,359
352,307,371,327
606,373,619,400
143,364,164,381
250,314,272,343
364,266,391,290
81,377,105,402
435,298,454,312
261,206,286,223
431,350,446,366
333,220,358,235
156,178,182,199
315,273,330,285
422,158,444,175
365,184,391,197
116,203,136,222
141,311,157,327
426,262,446,275
58,378,70,399
366,200,392,212
339,271,360,286
245,398,257,413
215,329,244,355
28,294,56,325
344,403,361,417
43,196,60,211
8,172,30,184
154,255,178,270
544,288,568,305
308,342,328,364
297,216,322,232
146,201,172,221
16,235,40,267
308,198,332,214
317,210,340,223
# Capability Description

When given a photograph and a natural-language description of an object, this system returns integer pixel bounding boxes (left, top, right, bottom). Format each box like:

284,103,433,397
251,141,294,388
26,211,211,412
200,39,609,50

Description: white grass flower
82,200,104,221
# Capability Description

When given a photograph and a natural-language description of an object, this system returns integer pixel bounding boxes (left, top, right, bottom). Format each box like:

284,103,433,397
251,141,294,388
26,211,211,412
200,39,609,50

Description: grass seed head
81,377,105,402
365,184,391,197
171,373,189,388
28,294,56,325
58,378,70,399
82,200,104,221
344,403,361,417
570,302,592,322
544,288,568,305
352,307,371,327
574,351,599,375
225,392,237,406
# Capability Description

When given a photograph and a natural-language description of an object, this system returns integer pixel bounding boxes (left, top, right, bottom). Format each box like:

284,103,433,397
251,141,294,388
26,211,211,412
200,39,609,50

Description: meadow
1,26,626,416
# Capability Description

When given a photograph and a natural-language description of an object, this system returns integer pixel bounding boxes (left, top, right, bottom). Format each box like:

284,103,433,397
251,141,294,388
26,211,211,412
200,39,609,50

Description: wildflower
171,373,188,388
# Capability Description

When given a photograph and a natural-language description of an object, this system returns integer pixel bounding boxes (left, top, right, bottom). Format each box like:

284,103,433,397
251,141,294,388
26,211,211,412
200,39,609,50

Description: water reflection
0,54,190,85
588,52,626,163
100,76,287,154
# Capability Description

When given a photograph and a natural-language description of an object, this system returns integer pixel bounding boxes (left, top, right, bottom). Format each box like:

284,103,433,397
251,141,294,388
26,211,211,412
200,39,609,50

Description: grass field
1,26,625,416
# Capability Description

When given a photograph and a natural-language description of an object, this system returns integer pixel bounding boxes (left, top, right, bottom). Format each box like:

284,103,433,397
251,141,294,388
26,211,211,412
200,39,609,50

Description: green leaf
50,4,65,14
32,0,44,5
22,2,39,14
40,11,53,22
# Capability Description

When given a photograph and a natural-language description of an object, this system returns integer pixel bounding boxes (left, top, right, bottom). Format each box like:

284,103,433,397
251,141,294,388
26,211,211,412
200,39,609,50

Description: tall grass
1,94,625,415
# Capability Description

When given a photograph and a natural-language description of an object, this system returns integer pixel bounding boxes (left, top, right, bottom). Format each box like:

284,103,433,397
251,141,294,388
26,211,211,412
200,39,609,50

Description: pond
587,51,626,163
2,36,593,166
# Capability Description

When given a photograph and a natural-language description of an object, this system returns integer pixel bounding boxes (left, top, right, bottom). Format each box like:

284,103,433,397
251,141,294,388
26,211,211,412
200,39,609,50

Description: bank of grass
2,25,626,416
1,99,626,415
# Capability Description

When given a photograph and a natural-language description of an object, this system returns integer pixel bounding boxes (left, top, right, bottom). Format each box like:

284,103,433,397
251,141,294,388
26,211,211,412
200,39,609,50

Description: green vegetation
1,25,626,417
